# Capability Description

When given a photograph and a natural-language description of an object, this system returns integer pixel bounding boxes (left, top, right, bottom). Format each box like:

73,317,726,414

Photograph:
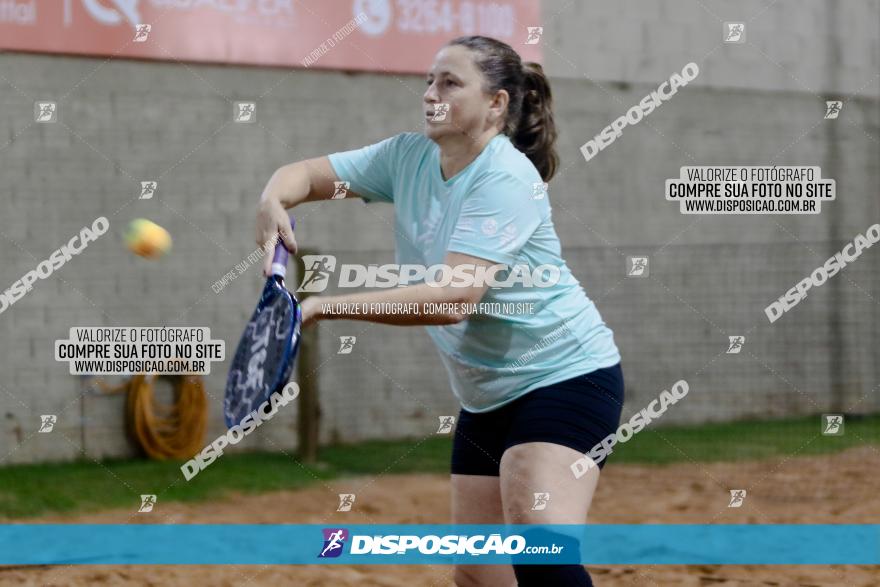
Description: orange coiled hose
96,374,207,460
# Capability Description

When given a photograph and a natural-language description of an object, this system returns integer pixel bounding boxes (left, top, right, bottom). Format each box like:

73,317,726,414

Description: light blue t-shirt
328,132,621,413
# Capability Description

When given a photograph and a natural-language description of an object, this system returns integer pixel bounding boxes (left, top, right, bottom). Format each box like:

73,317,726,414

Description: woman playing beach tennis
255,35,624,587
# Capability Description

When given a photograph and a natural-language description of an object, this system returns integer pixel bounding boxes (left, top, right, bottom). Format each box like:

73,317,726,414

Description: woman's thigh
451,474,517,587
499,364,624,523
500,441,601,524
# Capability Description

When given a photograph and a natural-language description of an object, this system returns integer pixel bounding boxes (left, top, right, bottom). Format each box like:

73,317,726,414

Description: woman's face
423,45,506,142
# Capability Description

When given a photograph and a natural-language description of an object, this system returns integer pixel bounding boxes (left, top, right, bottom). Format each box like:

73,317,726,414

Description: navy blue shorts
450,363,625,476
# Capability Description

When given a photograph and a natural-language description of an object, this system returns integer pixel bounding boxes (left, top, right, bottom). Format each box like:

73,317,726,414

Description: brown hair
446,35,559,182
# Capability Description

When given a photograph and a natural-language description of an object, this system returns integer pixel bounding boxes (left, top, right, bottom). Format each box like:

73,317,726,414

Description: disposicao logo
319,528,349,558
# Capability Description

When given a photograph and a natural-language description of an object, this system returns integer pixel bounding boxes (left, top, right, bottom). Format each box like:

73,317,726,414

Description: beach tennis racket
223,216,302,429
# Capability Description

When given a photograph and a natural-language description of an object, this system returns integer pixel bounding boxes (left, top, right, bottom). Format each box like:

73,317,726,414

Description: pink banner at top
0,0,543,73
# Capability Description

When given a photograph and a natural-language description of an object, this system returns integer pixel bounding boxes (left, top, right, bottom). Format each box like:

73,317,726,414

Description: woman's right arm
256,156,360,275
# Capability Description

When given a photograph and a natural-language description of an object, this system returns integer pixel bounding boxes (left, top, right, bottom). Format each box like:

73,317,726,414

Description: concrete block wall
546,0,879,97
0,0,877,463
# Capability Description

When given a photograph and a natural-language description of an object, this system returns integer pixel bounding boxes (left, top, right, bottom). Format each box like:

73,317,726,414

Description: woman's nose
424,81,439,103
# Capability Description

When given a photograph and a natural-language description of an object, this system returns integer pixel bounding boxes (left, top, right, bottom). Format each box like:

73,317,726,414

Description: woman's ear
488,89,509,125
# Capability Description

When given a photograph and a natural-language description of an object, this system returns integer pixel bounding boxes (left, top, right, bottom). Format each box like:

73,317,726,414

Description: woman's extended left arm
300,251,497,327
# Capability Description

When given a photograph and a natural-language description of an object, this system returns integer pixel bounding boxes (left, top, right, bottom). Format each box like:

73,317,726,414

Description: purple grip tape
270,215,295,277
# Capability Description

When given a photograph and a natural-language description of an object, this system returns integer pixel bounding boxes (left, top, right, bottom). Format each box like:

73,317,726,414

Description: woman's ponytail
513,62,559,182
447,36,560,182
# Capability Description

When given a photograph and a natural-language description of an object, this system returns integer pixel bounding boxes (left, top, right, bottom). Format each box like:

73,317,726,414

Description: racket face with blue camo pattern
223,218,301,429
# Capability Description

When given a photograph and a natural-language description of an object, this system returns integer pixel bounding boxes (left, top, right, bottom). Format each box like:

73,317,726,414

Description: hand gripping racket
224,216,302,429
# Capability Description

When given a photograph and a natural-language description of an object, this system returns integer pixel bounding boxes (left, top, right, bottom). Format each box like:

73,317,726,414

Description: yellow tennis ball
125,218,172,259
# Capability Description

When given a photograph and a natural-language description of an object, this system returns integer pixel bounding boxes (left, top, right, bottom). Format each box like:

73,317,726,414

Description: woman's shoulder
381,132,433,164
483,135,543,186
390,131,431,150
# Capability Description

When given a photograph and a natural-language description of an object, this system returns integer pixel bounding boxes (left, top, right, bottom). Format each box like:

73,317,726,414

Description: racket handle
270,215,295,278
